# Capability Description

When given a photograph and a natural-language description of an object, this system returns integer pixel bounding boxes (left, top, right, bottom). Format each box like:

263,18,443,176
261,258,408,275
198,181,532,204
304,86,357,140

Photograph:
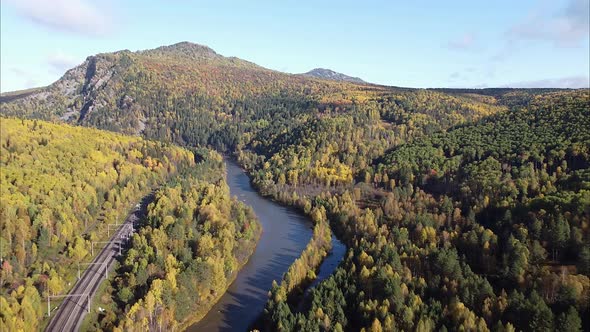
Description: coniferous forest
1,42,589,331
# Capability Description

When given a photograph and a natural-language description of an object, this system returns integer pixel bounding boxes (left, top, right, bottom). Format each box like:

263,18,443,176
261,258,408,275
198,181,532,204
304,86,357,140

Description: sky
1,0,589,92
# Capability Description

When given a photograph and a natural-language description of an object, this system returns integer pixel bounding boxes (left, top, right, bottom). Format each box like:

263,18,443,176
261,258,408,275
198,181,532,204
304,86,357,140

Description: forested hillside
0,42,505,154
0,118,194,331
259,90,590,331
236,89,506,196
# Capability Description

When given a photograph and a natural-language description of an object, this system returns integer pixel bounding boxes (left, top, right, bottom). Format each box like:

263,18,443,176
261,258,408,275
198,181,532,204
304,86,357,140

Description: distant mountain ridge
302,68,366,84
0,41,571,143
0,42,385,137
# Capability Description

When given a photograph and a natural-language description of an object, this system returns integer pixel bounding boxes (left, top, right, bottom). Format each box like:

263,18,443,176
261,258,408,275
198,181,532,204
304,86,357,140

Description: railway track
44,200,145,331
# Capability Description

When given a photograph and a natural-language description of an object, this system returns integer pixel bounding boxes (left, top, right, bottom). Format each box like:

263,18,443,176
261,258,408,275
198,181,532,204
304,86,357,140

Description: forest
255,90,590,331
1,42,589,331
0,118,194,331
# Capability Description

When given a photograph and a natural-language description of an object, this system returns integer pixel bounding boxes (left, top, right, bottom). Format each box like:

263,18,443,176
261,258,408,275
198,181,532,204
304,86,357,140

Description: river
187,160,346,331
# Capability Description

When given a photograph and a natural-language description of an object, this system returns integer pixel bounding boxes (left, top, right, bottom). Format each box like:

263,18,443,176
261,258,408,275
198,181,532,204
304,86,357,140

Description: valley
1,42,589,331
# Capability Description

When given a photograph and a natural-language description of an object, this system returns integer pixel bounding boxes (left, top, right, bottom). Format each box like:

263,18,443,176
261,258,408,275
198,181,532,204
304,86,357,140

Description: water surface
188,160,346,331
188,160,312,331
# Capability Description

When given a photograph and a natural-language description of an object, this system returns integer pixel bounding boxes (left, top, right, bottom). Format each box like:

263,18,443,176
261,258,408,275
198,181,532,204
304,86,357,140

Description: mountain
0,42,509,146
0,41,568,157
2,41,590,332
1,42,387,136
302,68,366,84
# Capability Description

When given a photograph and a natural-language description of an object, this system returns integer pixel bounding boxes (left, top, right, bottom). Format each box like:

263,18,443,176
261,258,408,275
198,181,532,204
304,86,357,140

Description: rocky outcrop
2,53,124,123
302,68,366,84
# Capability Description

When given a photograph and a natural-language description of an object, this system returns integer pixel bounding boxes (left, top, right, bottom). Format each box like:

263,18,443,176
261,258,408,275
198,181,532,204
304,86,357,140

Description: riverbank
177,221,262,330
188,159,318,331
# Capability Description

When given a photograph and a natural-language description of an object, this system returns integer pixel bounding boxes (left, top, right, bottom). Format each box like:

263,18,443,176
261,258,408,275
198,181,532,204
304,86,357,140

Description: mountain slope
0,118,195,331
302,68,366,84
0,42,510,150
0,42,386,135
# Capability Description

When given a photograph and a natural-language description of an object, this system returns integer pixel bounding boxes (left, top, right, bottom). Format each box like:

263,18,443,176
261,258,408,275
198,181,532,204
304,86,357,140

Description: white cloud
501,75,589,88
47,51,81,73
507,0,590,46
9,67,28,77
4,0,112,36
447,33,477,50
448,72,461,82
1,67,39,92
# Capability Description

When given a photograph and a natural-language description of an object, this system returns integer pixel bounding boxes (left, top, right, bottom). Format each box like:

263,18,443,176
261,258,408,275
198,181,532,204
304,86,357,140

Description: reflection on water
302,234,346,299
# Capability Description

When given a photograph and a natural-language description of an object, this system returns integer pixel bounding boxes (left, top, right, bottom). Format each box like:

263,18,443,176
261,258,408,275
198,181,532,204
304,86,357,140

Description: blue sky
1,0,589,92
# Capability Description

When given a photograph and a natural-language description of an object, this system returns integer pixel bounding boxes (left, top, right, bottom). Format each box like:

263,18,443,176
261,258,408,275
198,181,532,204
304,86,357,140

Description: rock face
302,68,366,84
0,51,142,133
1,53,123,120
0,42,260,125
